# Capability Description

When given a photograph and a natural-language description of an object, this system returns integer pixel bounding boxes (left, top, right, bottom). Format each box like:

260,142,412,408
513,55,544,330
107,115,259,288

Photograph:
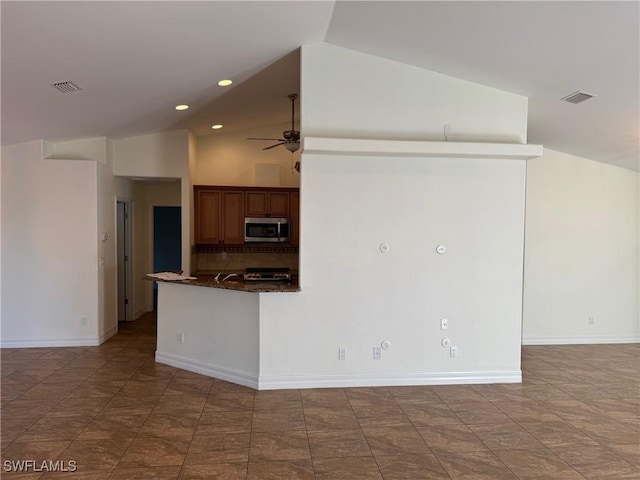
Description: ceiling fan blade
263,142,285,150
247,137,284,141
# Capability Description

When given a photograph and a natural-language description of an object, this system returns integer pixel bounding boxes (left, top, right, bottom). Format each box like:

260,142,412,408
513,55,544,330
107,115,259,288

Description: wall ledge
303,137,542,160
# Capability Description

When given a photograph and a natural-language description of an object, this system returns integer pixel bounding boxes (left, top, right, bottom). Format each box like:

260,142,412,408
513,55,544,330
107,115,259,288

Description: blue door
153,206,181,310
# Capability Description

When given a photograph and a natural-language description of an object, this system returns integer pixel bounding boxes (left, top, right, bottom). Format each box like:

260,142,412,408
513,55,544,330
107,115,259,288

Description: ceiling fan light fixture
285,142,300,153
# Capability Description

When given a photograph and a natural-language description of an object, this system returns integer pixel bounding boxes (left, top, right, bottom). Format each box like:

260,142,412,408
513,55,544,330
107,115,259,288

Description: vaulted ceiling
2,1,638,170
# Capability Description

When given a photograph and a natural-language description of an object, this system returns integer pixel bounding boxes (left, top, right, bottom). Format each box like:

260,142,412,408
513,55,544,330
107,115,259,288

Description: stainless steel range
243,267,291,282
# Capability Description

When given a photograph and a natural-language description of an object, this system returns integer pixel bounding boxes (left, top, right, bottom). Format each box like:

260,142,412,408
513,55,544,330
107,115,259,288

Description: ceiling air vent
561,91,595,104
51,81,82,93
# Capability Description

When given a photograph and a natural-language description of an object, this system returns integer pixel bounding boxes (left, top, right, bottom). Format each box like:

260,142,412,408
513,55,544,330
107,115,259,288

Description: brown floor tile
247,459,314,479
205,392,255,412
1,440,71,464
353,402,413,428
312,456,383,480
249,431,311,461
46,396,111,417
492,399,562,422
519,420,599,448
102,394,160,415
417,424,488,453
15,414,94,442
19,382,80,399
300,388,351,408
445,401,512,425
400,402,464,426
38,470,113,479
253,390,301,410
436,451,518,479
153,395,207,415
494,448,585,479
118,436,191,467
195,410,253,435
375,453,451,479
164,378,213,397
179,463,247,479
569,417,640,445
251,407,306,432
303,406,360,431
186,433,251,464
469,421,545,451
58,437,133,470
362,426,431,456
138,412,200,437
308,429,372,458
110,466,181,479
553,444,640,479
607,443,640,468
76,413,148,441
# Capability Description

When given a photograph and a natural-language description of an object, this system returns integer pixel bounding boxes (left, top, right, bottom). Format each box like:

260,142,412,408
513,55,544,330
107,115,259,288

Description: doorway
116,200,133,322
152,206,182,310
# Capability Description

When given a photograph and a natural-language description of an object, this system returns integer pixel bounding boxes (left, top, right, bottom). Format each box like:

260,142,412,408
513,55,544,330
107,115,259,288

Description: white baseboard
156,352,519,391
257,370,522,391
155,351,259,389
523,335,640,345
0,336,101,348
99,326,118,344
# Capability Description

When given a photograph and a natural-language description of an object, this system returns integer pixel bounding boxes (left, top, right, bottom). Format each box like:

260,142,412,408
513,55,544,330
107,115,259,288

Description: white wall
523,149,640,344
113,130,192,275
258,146,528,387
1,141,100,346
195,124,300,187
132,180,182,317
301,44,528,144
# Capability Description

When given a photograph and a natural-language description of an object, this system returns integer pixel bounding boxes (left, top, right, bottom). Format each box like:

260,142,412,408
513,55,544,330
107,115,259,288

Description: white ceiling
2,1,638,171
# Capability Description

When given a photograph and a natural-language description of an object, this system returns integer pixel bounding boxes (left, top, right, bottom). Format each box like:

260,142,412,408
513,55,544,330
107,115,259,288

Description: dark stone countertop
147,274,300,293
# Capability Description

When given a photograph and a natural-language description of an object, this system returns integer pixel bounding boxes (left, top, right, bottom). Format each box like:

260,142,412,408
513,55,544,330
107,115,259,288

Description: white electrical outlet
450,346,458,358
176,332,185,344
80,317,87,327
338,348,346,360
441,318,448,330
373,347,382,360
589,316,595,325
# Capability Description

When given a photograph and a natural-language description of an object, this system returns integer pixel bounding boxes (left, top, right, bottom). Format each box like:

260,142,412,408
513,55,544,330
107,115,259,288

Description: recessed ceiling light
217,79,232,87
211,124,223,130
175,104,189,111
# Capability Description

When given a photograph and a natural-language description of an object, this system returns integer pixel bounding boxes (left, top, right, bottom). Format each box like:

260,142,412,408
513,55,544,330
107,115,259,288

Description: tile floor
1,313,638,479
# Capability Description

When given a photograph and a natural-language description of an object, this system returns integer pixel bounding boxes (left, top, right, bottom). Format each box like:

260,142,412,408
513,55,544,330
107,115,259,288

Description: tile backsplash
194,252,298,274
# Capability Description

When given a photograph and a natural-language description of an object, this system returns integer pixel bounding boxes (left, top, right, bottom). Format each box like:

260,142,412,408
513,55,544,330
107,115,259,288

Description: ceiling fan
248,93,300,153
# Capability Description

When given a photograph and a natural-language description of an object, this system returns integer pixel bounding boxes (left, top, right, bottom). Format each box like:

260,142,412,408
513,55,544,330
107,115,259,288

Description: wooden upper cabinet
195,189,222,244
245,192,268,217
194,187,244,245
221,192,244,245
268,192,290,217
245,190,290,217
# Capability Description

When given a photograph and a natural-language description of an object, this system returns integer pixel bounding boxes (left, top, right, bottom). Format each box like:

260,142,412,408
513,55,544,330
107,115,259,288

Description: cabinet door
290,190,299,246
268,192,290,217
245,192,267,217
222,191,245,245
195,190,222,244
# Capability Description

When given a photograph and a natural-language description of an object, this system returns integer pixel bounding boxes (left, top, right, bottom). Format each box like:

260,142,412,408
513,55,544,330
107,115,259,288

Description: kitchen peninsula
152,271,300,390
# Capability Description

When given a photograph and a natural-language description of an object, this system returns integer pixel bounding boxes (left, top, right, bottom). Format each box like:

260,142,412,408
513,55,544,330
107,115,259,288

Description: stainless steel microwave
244,217,290,243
